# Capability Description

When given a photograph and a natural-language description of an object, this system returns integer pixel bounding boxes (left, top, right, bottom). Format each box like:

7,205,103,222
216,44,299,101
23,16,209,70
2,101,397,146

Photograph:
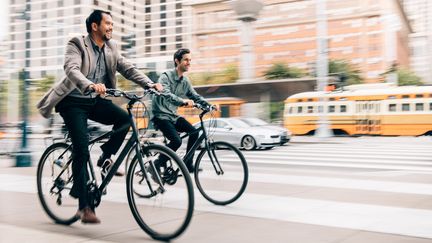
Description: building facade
402,0,432,83
6,0,191,80
189,0,412,83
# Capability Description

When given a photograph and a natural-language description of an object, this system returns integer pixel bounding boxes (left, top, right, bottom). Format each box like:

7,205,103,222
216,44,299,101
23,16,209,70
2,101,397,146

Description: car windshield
227,119,250,128
242,118,268,126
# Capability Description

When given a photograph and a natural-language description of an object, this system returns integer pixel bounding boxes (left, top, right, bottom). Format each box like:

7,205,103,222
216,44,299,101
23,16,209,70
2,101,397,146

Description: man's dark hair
86,10,112,34
174,48,190,67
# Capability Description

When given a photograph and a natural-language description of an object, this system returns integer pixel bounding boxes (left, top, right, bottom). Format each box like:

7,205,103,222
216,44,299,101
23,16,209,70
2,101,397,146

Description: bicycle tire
195,141,248,205
37,142,79,225
126,144,194,241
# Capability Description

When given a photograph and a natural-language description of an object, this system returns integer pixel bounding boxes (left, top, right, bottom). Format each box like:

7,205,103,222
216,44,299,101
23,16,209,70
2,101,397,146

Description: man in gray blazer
37,10,162,224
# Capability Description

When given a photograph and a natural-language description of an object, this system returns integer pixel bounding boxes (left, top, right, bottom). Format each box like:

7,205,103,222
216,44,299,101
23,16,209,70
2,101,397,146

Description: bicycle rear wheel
195,141,248,205
126,144,194,241
36,142,79,225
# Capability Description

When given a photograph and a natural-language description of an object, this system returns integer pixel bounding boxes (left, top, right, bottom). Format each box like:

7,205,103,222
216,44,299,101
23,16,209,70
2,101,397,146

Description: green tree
36,75,55,92
116,74,139,91
328,59,363,85
264,63,306,79
397,68,423,86
190,65,239,85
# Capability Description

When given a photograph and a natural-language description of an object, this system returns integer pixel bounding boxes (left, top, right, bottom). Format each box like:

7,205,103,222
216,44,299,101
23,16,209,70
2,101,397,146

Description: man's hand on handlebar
89,83,106,95
182,99,195,108
148,83,163,91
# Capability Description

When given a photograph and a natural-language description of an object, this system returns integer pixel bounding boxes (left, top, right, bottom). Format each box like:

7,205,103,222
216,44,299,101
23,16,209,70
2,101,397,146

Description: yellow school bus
284,83,432,136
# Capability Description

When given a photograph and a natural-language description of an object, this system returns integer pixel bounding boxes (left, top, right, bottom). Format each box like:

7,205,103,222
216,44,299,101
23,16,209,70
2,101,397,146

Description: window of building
145,30,151,37
160,37,166,43
161,5,166,11
161,29,166,35
160,13,166,19
415,103,424,111
176,27,182,33
176,3,182,9
161,21,166,27
161,45,166,51
145,38,151,45
145,7,151,13
402,103,410,111
175,35,182,42
58,0,64,7
176,43,182,49
176,11,182,17
145,46,151,53
389,104,396,112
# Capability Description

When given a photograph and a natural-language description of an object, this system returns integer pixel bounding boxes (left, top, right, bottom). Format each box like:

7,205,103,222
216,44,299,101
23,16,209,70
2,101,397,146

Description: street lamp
230,0,263,82
15,5,32,167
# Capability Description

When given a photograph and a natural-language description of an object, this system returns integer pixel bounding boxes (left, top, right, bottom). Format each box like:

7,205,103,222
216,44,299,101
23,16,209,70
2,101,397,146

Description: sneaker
97,156,124,178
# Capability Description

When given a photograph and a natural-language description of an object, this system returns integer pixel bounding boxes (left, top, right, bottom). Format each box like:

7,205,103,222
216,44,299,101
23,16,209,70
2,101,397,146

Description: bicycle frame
53,91,165,205
179,106,224,175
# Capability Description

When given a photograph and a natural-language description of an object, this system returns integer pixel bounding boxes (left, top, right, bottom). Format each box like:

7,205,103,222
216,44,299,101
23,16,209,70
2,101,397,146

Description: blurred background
0,0,430,135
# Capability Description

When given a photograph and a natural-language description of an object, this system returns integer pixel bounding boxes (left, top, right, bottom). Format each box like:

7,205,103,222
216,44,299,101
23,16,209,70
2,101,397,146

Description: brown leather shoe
77,207,101,224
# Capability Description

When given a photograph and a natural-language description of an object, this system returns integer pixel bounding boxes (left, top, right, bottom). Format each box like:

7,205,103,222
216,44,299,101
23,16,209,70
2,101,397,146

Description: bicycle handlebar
85,87,160,101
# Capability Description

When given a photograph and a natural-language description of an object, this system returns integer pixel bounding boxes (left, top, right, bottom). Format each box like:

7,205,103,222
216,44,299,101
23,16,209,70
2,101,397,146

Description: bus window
430,102,432,111
389,104,396,112
297,106,303,113
307,106,313,113
289,107,293,114
328,105,335,113
402,103,410,111
340,105,347,112
415,103,424,111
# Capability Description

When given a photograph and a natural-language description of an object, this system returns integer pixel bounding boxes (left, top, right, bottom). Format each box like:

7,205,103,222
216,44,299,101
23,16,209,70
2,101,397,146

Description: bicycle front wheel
126,144,194,241
195,141,249,205
36,142,79,225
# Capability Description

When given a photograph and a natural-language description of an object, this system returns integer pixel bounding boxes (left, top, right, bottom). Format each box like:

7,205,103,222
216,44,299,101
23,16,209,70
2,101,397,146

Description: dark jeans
56,96,130,209
152,117,198,168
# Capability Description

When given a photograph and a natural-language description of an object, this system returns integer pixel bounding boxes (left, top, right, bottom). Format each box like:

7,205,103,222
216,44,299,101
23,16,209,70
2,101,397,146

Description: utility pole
15,2,32,167
315,0,333,138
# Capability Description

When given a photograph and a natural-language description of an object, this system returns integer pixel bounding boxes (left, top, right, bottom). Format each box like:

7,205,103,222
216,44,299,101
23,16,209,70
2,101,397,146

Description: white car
195,118,281,150
238,117,291,145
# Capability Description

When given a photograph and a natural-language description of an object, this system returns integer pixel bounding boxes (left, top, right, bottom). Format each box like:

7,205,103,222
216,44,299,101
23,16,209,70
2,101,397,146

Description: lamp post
15,3,32,167
315,0,333,138
230,0,263,82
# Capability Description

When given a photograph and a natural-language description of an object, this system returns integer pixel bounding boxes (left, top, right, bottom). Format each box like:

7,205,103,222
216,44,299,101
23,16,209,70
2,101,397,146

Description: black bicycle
36,88,194,241
176,104,249,205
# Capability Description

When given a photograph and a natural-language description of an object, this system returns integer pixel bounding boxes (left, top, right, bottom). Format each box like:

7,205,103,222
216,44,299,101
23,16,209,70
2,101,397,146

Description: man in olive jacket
37,10,162,224
152,48,213,173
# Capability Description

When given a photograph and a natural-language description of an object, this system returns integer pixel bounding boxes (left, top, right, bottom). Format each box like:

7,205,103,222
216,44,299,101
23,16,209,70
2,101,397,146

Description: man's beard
103,34,111,41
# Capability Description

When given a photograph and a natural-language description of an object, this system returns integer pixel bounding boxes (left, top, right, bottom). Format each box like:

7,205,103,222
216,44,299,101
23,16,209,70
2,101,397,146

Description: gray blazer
37,35,153,118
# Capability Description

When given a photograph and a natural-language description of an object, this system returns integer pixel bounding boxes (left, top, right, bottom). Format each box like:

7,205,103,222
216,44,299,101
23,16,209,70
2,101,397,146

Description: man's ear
92,22,98,32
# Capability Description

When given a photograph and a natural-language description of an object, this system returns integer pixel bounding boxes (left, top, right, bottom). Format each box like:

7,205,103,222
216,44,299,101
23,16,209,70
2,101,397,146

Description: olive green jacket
152,69,209,122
